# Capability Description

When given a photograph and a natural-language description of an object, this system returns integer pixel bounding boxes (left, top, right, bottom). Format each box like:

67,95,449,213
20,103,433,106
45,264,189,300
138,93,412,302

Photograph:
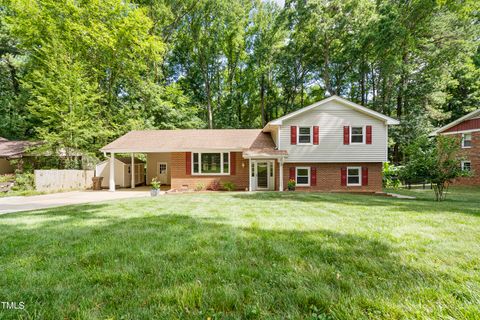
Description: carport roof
100,129,277,153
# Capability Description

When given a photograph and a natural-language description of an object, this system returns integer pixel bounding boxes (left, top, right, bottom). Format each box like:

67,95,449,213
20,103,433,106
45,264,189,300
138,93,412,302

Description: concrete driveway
0,188,155,214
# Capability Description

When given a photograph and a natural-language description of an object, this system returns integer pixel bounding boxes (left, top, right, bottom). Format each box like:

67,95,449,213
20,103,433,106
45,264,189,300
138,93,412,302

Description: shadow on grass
232,191,480,216
0,212,464,319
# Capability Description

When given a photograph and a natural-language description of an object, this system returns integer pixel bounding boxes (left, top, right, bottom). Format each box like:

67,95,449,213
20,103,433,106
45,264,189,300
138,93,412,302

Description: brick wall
282,162,383,192
170,151,383,192
450,131,480,185
170,152,249,190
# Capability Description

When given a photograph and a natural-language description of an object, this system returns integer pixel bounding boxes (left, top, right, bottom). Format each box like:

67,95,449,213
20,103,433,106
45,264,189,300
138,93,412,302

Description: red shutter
290,126,297,145
366,125,372,144
186,152,191,175
362,167,368,186
289,167,295,180
313,126,319,145
230,152,236,175
343,126,350,145
311,166,317,186
341,167,347,186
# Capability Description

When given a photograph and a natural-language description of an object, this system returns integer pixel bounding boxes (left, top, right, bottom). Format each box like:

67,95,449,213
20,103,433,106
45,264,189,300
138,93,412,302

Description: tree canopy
0,0,478,161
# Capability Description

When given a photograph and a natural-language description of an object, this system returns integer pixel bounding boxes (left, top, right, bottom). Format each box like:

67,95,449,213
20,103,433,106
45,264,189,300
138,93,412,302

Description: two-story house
431,109,480,185
100,96,399,192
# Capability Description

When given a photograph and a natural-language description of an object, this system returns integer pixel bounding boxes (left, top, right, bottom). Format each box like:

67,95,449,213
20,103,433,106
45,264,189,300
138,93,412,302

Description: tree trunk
206,78,213,129
260,74,266,127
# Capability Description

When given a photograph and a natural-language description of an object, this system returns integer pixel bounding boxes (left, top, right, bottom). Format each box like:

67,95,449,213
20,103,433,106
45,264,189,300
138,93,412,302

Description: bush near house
222,181,236,191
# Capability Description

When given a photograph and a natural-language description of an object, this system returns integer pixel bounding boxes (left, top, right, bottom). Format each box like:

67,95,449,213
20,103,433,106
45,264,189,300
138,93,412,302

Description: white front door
157,162,168,184
256,162,269,190
253,160,275,191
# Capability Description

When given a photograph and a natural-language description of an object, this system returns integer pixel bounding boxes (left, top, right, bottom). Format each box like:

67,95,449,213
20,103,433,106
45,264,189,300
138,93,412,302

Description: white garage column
109,152,115,192
131,153,135,189
279,159,284,192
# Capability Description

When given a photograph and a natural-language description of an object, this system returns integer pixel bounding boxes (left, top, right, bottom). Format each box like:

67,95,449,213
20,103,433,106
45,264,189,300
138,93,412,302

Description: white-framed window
350,126,364,144
461,161,471,172
296,167,310,186
192,152,230,175
462,133,472,148
347,167,361,186
297,126,312,144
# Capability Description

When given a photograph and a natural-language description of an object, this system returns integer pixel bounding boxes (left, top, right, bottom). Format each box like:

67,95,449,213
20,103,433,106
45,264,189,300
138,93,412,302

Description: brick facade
170,152,250,190
281,162,383,192
450,131,480,185
167,151,383,192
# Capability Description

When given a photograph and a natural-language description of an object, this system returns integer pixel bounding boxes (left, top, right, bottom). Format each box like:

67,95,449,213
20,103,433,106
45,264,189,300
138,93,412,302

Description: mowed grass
1,188,480,319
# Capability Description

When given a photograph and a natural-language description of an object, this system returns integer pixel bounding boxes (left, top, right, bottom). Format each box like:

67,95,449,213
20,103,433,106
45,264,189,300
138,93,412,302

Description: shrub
150,177,161,190
382,162,401,188
287,179,296,191
400,135,471,201
11,173,35,191
194,182,205,191
223,181,236,191
207,179,221,191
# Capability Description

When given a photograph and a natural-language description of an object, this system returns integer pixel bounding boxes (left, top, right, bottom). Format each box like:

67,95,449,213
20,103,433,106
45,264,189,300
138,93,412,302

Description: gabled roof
430,109,480,136
100,129,276,153
266,95,400,126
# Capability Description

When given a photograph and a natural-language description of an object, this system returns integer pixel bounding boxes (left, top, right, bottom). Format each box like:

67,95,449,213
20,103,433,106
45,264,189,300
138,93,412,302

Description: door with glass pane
256,162,269,190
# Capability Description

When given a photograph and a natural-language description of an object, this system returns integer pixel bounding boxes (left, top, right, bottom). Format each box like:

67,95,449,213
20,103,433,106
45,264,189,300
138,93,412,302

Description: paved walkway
0,188,156,215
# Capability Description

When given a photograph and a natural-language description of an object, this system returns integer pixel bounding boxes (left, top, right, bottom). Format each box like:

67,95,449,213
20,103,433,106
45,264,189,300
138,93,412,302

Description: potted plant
287,179,296,191
150,177,161,196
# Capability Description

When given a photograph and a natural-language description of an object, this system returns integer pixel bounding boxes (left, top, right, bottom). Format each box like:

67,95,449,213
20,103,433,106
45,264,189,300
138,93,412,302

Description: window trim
349,126,365,144
347,166,362,186
462,133,472,148
296,166,310,187
297,126,313,145
191,152,230,176
461,160,471,172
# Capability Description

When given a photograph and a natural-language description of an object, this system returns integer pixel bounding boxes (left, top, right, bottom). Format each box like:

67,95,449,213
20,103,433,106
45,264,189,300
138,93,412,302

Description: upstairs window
298,127,312,144
350,127,364,144
461,161,471,172
462,133,472,148
192,152,230,175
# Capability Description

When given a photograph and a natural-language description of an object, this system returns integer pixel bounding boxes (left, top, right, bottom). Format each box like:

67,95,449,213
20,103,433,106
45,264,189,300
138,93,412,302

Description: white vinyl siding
279,100,387,162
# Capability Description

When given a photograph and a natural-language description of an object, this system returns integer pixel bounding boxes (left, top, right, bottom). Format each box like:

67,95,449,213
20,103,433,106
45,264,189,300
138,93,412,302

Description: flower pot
151,189,160,197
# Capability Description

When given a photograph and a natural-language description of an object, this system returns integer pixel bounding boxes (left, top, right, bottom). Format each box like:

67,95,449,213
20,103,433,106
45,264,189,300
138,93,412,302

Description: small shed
95,157,145,188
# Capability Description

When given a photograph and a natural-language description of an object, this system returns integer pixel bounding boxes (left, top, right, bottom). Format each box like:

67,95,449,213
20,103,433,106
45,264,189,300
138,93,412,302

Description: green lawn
1,188,479,319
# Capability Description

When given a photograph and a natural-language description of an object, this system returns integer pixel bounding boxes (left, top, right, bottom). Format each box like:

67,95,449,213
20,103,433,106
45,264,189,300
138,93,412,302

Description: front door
157,162,168,184
256,162,269,190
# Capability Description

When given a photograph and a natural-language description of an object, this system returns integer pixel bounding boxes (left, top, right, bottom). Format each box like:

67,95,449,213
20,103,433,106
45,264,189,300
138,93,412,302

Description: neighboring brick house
100,96,399,192
431,109,480,185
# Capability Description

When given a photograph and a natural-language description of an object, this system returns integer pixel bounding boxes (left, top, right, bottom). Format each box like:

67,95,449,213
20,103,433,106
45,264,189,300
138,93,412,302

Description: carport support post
131,153,135,189
109,152,115,192
279,159,284,192
248,158,252,191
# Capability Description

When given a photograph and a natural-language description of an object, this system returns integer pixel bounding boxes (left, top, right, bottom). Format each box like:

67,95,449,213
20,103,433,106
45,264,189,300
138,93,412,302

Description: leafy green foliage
400,135,471,200
222,181,236,191
10,172,34,191
0,0,478,165
382,162,401,188
150,177,161,190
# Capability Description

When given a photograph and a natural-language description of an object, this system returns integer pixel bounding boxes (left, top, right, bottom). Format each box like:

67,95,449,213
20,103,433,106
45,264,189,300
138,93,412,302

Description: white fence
34,170,94,192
